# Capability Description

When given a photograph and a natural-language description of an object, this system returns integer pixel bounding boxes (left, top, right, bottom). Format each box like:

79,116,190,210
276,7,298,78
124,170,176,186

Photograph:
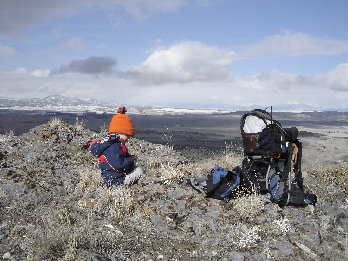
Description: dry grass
307,163,347,200
74,117,85,133
95,186,135,221
76,167,102,193
158,161,185,184
48,117,63,127
5,129,15,136
24,207,82,259
178,146,243,179
24,178,135,260
24,204,128,260
151,142,242,184
221,143,242,170
233,191,265,220
273,216,292,234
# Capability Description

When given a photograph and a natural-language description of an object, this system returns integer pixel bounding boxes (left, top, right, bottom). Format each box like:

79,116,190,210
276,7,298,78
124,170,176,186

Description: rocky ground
0,118,347,260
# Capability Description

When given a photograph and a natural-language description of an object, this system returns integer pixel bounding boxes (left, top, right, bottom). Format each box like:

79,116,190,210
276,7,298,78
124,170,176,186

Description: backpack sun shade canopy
240,109,284,157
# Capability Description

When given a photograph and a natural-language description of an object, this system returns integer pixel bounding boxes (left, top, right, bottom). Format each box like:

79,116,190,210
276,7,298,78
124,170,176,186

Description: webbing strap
292,143,298,166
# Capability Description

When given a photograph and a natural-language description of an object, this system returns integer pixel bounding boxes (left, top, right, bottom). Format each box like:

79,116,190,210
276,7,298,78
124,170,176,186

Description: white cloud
127,41,236,84
244,32,348,57
10,67,27,74
30,69,50,78
0,42,16,56
241,71,310,91
313,63,348,92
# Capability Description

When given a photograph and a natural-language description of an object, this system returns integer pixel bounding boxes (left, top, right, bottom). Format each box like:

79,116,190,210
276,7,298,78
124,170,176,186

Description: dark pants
101,171,126,187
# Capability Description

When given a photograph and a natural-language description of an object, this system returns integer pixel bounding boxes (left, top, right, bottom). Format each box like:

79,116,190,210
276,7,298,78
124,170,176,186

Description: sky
1,0,348,111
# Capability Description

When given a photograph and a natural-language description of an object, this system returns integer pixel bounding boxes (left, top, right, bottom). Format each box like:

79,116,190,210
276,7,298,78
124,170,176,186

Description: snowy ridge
0,95,235,115
1,95,339,114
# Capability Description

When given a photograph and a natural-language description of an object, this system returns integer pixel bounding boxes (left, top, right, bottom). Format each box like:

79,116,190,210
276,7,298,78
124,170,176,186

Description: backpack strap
292,143,299,166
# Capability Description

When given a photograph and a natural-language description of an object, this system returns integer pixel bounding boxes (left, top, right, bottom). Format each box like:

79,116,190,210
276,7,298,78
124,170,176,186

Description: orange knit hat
109,107,135,136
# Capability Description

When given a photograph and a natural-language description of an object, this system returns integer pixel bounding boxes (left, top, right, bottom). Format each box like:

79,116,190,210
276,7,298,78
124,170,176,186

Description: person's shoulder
105,140,122,152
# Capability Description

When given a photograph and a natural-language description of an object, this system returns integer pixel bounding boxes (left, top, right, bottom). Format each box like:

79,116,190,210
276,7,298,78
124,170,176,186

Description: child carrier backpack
240,109,316,206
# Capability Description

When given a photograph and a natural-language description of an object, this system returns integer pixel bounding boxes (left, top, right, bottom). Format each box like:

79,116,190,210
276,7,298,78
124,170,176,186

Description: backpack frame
240,109,311,206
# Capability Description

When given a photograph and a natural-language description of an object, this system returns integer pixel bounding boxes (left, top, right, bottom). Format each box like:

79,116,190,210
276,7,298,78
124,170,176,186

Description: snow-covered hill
4,95,344,113
0,95,235,115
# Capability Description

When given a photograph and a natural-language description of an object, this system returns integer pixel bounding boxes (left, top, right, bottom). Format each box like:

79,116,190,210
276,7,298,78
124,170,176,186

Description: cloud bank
2,61,347,110
244,31,348,57
313,63,348,92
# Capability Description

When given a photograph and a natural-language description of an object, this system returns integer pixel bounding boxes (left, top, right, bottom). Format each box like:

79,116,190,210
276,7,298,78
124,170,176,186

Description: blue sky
1,0,348,110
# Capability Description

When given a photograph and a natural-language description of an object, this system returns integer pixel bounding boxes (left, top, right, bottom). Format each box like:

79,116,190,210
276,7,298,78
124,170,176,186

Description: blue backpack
188,166,242,202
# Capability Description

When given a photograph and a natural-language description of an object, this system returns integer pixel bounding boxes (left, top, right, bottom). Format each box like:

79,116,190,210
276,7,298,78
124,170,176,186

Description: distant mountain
1,95,346,113
0,97,17,105
0,95,104,107
0,95,235,115
229,103,321,112
0,95,125,114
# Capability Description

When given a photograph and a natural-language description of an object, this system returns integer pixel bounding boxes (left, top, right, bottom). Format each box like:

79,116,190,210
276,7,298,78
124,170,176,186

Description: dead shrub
233,191,264,220
95,186,135,221
76,167,103,194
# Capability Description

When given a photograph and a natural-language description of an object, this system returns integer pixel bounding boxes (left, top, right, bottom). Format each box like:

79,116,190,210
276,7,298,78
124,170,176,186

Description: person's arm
89,137,114,157
103,143,135,173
